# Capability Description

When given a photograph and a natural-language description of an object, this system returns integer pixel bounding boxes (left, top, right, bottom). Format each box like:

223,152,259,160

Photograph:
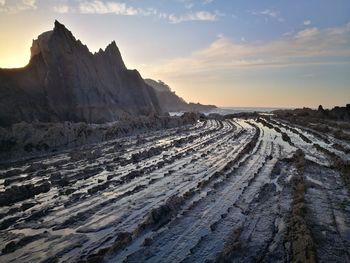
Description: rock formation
0,20,162,126
0,113,201,162
144,79,216,113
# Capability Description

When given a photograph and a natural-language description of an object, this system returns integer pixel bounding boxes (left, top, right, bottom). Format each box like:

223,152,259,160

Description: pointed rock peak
54,20,64,29
105,41,119,52
53,20,70,34
52,20,76,43
103,40,126,69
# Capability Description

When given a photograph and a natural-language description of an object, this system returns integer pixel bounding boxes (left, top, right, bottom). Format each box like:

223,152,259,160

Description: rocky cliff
144,79,216,113
0,21,162,127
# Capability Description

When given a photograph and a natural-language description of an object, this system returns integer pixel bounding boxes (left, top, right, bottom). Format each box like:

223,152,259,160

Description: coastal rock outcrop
0,113,201,162
0,20,162,126
144,79,216,113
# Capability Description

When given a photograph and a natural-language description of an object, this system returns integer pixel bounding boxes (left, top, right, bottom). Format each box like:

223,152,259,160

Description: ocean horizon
170,106,292,116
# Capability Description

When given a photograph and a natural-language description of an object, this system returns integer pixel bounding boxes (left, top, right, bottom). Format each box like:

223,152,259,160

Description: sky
0,0,350,108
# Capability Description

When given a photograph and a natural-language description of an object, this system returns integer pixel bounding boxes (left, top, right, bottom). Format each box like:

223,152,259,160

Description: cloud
22,0,36,8
184,3,194,9
282,31,294,36
295,27,319,39
178,0,214,9
53,4,70,14
79,1,139,15
0,0,36,13
303,20,311,25
259,9,278,18
168,11,218,23
52,1,153,16
52,0,222,24
79,0,218,21
178,0,194,9
250,8,285,22
142,23,350,78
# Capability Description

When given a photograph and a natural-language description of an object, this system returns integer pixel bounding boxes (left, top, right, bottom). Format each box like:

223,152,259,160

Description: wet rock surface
0,117,349,263
0,112,199,163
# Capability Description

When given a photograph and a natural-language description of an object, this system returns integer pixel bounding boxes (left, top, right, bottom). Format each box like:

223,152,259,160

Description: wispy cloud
53,4,70,14
52,0,221,24
179,0,214,9
250,8,285,22
79,1,139,15
54,1,157,16
142,23,350,78
203,0,214,4
295,27,319,39
179,0,194,9
22,0,36,8
168,10,218,23
0,0,36,13
184,3,194,9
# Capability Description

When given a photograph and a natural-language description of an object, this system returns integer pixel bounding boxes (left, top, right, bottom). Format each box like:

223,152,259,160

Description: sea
169,107,288,116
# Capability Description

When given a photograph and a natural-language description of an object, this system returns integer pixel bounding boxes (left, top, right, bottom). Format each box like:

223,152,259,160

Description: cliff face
144,79,216,113
0,21,161,126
